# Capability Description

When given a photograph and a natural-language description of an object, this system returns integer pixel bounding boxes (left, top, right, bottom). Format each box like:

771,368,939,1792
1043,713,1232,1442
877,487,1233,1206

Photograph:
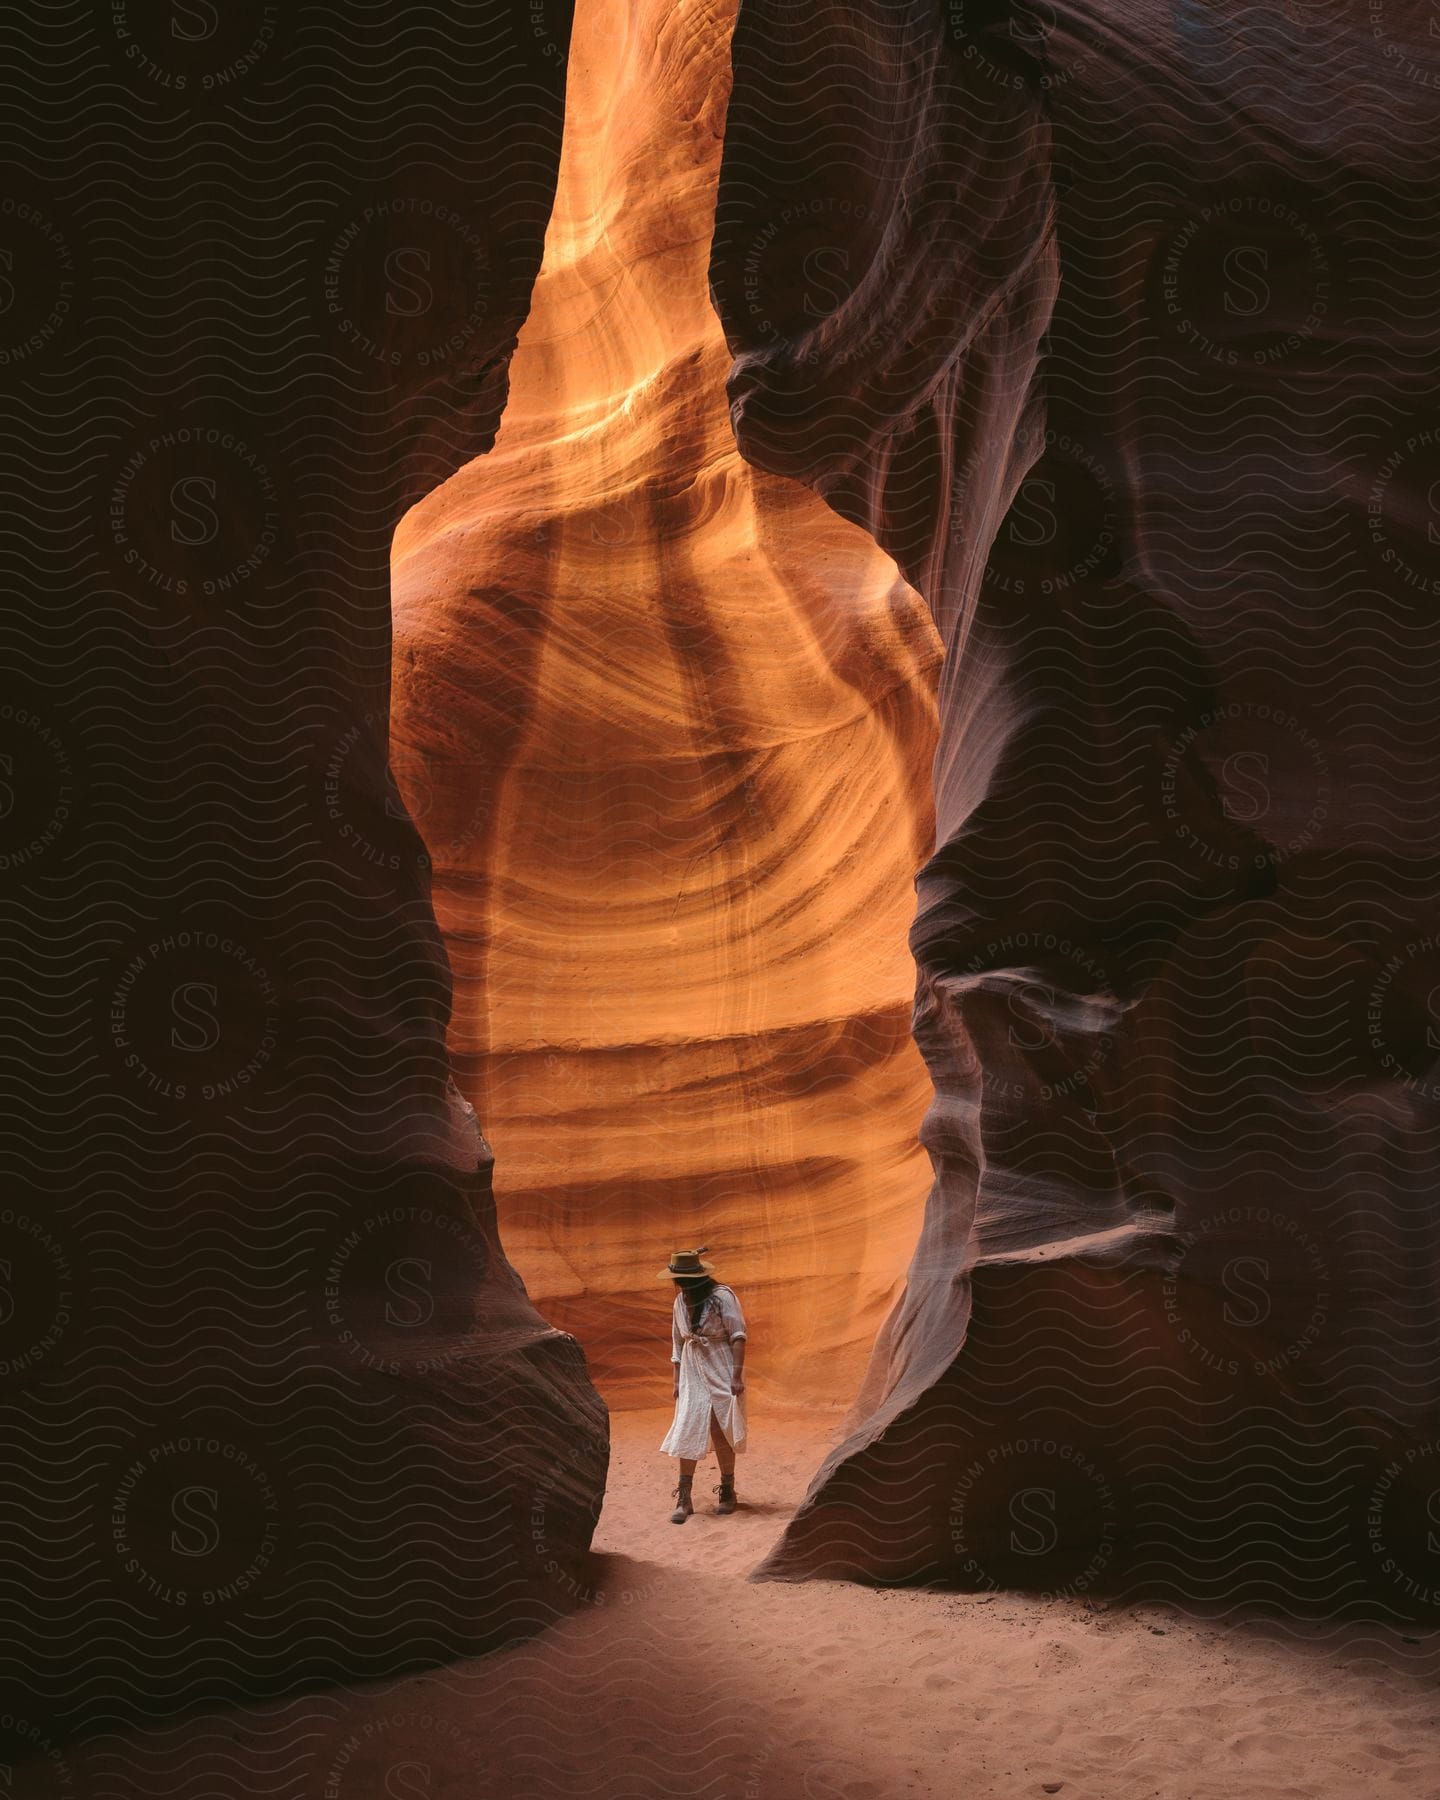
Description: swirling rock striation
712,0,1440,1607
0,0,604,1747
390,0,941,1406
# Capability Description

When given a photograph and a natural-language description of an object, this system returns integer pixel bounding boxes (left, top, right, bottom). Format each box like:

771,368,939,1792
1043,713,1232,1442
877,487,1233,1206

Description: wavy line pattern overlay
711,0,1440,1635
3,0,1439,1795
0,0,609,1771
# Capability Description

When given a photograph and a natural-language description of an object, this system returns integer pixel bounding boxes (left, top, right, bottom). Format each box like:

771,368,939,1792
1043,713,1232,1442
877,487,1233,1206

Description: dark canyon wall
712,0,1440,1607
0,1,605,1747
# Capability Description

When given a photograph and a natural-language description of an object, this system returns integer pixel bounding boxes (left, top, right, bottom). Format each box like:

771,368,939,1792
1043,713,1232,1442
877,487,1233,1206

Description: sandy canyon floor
17,1404,1440,1799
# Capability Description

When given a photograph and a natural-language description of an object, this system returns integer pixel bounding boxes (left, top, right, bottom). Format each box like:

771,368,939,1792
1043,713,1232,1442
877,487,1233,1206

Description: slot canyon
395,0,1440,1608
4,0,1440,1792
387,0,942,1412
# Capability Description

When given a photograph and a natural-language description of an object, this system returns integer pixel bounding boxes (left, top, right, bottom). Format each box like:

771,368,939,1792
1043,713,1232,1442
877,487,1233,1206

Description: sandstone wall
390,0,942,1408
711,0,1440,1609
0,0,606,1744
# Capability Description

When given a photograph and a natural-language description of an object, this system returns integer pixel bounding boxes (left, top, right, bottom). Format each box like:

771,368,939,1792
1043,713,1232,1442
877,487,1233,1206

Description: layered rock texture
8,6,1440,1770
390,0,941,1405
0,1,605,1745
709,1,1440,1606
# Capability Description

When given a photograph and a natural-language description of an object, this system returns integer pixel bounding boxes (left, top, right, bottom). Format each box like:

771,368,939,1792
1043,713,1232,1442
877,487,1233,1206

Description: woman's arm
672,1302,682,1399
722,1288,747,1394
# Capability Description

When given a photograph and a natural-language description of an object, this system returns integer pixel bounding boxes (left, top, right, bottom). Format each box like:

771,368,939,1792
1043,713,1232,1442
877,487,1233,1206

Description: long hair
676,1274,717,1333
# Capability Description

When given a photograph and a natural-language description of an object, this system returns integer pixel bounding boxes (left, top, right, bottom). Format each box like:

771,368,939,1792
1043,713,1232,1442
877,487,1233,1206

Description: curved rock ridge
712,0,1440,1608
390,0,942,1402
0,0,606,1745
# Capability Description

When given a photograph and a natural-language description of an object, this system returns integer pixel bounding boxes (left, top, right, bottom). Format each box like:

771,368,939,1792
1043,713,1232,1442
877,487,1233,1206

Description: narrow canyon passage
9,0,1440,1784
390,0,941,1410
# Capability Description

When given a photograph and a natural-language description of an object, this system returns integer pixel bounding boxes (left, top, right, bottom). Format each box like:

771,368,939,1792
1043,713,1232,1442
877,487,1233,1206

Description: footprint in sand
802,1757,882,1798
809,1650,847,1669
1036,1640,1083,1674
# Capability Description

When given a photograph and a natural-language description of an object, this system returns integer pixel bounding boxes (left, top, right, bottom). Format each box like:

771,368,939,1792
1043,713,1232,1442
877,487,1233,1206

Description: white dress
660,1285,747,1459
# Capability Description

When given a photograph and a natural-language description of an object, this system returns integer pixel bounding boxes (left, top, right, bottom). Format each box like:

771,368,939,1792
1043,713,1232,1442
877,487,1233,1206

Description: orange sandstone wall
389,0,941,1406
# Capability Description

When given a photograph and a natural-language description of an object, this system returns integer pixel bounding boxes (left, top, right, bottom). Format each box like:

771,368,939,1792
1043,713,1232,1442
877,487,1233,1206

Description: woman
658,1247,746,1523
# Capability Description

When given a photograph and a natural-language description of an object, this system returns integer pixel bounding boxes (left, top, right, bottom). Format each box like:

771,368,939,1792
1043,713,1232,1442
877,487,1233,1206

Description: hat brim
659,1261,715,1279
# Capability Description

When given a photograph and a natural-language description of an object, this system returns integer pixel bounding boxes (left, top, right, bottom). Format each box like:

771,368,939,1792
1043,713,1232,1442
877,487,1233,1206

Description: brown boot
670,1477,694,1524
714,1476,737,1515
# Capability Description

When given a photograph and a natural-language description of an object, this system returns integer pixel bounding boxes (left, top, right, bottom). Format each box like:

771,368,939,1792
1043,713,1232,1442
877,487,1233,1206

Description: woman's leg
709,1413,735,1476
670,1456,696,1522
709,1414,737,1513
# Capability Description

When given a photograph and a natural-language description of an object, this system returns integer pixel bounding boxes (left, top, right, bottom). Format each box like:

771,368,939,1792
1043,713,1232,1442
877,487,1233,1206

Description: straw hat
659,1246,715,1280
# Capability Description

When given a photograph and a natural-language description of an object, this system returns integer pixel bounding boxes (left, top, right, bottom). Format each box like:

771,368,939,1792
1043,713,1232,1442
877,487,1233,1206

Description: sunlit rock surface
710,0,1440,1605
390,0,941,1405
